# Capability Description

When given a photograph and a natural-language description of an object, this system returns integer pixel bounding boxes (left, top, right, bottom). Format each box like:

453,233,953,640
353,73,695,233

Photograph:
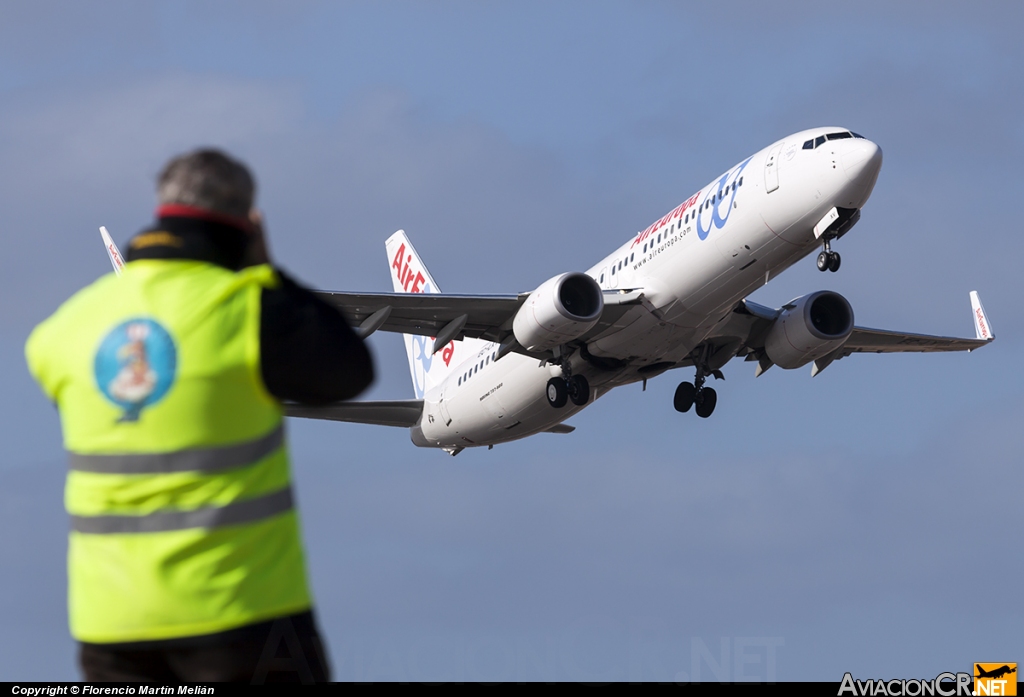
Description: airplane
103,127,995,456
975,665,1016,680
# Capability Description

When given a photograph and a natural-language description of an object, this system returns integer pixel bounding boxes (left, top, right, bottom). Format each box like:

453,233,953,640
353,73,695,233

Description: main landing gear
674,349,723,418
546,351,589,408
546,375,589,408
816,237,841,273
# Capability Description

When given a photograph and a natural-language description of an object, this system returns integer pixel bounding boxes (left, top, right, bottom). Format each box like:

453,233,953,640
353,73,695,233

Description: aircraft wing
284,399,424,427
314,291,524,343
835,326,989,355
314,288,646,354
716,291,993,377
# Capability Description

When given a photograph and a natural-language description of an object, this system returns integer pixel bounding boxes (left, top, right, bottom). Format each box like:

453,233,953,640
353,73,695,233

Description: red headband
156,204,252,232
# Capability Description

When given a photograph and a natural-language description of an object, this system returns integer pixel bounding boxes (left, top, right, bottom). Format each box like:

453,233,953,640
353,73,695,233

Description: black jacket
125,215,373,404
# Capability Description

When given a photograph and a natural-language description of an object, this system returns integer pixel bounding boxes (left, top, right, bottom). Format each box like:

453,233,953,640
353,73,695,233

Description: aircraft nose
840,138,882,183
837,138,882,208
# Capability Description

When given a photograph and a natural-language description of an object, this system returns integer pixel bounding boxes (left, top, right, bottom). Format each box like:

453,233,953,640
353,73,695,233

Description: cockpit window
804,132,862,150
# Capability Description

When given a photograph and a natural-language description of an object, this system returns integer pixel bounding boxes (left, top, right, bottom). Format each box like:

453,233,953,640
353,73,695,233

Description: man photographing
26,149,373,681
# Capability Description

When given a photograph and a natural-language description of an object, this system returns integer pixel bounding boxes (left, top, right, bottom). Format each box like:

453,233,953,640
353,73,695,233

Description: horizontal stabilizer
285,399,423,428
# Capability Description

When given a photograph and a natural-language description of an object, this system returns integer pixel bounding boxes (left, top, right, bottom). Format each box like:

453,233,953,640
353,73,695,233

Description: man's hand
241,209,272,268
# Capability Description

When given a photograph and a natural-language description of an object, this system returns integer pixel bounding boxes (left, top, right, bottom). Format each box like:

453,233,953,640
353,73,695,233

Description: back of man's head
157,149,255,219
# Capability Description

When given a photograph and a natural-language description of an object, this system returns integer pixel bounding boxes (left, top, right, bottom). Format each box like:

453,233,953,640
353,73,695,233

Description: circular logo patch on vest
94,318,177,422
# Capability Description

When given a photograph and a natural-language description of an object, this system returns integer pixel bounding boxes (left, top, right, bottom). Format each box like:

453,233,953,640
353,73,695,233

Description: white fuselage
411,128,882,449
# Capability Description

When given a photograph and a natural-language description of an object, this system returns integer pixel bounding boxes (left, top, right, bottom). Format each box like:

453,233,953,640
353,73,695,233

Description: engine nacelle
513,272,603,352
763,291,854,369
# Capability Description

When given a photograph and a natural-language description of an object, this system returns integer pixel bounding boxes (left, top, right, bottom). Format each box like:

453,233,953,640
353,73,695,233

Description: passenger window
612,266,616,275
600,273,604,283
630,253,634,262
739,176,744,186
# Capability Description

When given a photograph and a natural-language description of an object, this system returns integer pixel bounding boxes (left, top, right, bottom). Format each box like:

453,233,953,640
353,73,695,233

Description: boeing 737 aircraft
104,127,995,456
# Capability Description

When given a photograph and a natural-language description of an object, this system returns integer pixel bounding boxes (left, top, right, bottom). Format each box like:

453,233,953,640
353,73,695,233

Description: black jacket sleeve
259,270,374,404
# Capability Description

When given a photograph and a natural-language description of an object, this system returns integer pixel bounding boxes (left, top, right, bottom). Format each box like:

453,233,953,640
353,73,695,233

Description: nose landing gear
816,237,841,273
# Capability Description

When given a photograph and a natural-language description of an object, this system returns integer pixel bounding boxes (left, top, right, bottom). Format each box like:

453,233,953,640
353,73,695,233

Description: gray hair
157,149,255,219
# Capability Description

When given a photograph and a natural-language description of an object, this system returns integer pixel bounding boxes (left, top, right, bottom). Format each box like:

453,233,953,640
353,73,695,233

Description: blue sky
1,1,1021,681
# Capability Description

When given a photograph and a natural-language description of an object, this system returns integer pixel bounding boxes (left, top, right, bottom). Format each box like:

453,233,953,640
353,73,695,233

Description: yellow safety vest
25,260,312,644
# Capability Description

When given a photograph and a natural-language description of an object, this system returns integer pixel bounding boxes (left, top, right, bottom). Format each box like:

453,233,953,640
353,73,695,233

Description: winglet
99,226,125,276
970,291,994,341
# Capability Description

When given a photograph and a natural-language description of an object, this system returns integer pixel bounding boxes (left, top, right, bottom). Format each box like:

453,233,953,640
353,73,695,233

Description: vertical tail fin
385,230,483,398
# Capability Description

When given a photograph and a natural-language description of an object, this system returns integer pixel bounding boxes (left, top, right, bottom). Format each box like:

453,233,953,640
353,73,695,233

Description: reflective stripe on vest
70,486,294,534
68,424,284,474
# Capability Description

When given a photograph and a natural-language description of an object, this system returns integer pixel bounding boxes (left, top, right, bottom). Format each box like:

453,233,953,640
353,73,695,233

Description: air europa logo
695,156,752,241
631,193,700,249
629,156,753,250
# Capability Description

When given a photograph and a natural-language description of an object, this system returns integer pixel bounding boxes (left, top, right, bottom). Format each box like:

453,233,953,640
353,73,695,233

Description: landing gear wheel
567,375,590,406
695,387,717,418
827,251,841,272
817,251,830,272
546,378,568,408
673,382,696,413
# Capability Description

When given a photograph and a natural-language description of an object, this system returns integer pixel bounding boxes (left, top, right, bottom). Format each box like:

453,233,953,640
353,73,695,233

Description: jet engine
513,272,603,352
763,291,854,369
